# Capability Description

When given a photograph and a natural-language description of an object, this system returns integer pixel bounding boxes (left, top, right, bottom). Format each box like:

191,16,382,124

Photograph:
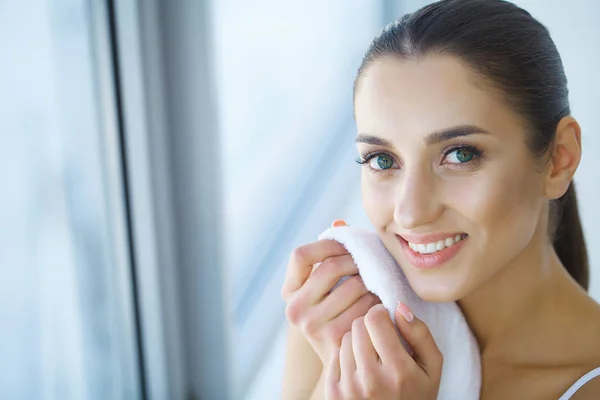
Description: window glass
0,1,140,398
210,0,383,395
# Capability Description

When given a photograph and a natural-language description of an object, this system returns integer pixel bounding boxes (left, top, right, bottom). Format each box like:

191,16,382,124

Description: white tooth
426,243,437,253
409,242,415,250
436,240,445,251
455,234,461,242
445,237,454,247
417,244,427,253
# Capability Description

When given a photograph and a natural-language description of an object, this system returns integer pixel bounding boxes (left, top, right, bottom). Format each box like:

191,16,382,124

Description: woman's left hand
325,302,443,400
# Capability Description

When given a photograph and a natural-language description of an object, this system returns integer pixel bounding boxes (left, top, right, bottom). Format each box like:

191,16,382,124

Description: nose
393,167,444,230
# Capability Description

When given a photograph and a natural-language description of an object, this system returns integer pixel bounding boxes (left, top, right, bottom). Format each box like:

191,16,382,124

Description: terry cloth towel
317,225,481,400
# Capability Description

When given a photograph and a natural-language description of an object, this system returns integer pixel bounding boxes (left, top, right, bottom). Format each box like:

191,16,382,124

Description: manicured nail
332,219,347,227
397,301,414,322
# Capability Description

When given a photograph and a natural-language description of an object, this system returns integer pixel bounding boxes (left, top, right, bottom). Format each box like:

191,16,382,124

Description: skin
354,54,600,398
281,219,443,399
281,54,600,399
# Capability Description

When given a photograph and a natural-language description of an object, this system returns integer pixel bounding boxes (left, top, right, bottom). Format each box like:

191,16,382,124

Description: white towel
317,225,481,400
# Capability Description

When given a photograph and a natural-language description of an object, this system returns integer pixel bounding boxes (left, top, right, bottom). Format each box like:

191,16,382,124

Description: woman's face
354,55,548,302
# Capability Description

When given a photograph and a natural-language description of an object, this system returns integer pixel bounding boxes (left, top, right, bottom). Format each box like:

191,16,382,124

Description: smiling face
354,54,550,302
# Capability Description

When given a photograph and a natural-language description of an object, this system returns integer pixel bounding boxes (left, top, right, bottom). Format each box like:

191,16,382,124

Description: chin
406,275,466,303
415,289,460,303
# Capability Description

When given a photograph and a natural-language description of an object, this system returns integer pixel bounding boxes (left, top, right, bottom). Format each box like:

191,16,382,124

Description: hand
325,303,443,400
281,220,381,366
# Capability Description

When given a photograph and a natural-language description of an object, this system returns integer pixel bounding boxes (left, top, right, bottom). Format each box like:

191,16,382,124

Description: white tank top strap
558,366,600,400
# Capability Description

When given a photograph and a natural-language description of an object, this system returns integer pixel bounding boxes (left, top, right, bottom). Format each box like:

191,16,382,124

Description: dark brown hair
354,0,589,289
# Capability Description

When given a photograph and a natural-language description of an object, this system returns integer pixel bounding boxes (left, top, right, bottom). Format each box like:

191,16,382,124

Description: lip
396,234,468,269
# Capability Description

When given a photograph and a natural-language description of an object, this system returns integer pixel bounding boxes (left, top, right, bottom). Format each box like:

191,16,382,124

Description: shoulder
564,368,600,400
564,299,600,398
569,375,600,400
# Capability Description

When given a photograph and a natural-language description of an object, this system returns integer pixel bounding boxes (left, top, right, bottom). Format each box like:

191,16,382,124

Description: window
0,1,140,398
210,1,386,396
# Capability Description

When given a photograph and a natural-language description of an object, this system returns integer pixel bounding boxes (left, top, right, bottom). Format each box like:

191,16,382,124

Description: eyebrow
355,125,490,147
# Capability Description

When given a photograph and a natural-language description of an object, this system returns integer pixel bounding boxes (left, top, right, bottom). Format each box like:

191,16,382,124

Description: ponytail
552,182,589,290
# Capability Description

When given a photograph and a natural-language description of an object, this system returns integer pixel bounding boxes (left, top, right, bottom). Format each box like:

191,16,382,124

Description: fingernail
332,219,347,227
397,301,414,322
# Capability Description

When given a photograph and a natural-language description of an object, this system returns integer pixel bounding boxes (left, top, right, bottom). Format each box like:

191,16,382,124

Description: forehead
354,55,516,139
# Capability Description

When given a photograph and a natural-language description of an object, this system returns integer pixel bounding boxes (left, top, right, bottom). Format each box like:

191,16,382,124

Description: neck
457,223,577,365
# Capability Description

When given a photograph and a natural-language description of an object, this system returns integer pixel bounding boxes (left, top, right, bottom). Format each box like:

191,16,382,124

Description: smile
408,233,467,254
396,233,468,269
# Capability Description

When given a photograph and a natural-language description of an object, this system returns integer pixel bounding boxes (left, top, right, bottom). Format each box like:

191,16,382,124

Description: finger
340,331,356,377
351,317,379,370
327,293,381,340
301,254,358,303
325,347,341,399
315,274,370,320
284,254,359,329
339,331,356,396
364,304,412,367
281,239,349,300
395,301,443,379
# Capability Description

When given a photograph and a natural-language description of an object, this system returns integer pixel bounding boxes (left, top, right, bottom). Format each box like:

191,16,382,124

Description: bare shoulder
561,300,600,400
569,373,600,400
566,301,600,399
537,295,600,400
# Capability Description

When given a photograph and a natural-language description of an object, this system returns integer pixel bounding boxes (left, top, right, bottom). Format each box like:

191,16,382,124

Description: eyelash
354,144,485,172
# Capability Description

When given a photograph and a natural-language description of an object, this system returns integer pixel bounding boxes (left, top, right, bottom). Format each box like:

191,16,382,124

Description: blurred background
1,0,599,399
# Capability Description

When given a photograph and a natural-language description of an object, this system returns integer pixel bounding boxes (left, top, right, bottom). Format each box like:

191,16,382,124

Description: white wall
400,0,600,299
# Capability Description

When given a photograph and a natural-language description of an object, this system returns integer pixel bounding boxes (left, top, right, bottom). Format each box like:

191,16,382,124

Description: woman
280,0,600,399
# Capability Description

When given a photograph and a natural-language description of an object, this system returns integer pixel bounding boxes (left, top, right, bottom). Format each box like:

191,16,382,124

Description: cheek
361,174,395,228
445,167,542,251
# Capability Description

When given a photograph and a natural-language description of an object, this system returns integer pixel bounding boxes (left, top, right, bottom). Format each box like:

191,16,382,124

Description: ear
544,116,582,200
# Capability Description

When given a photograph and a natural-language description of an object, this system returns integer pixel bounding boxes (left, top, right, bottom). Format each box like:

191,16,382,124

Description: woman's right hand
281,221,381,367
